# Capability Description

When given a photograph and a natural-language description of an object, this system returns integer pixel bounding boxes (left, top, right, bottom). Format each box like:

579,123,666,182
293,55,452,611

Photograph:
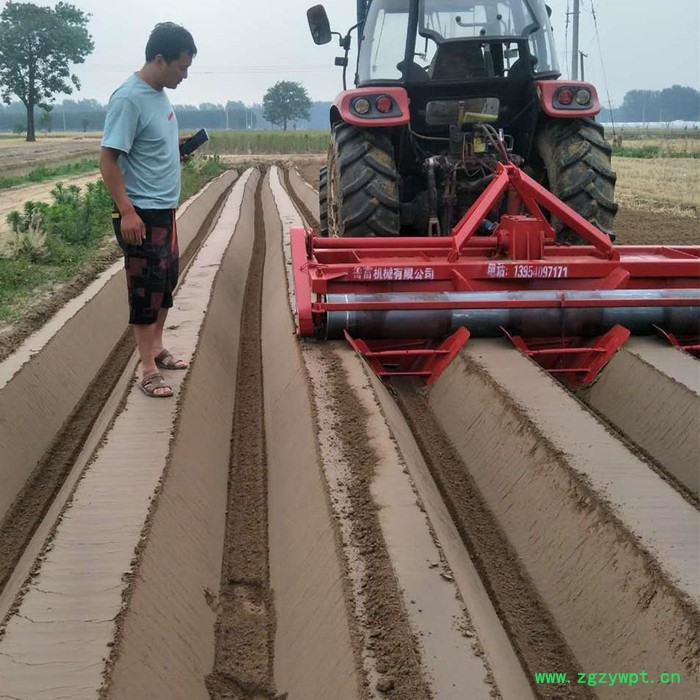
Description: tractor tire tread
329,123,400,237
319,165,329,236
537,117,618,241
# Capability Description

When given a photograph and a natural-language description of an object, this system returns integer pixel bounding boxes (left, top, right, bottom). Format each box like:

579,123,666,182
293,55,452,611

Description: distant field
612,139,700,159
205,130,328,155
613,156,699,218
0,159,98,190
606,126,700,158
0,132,101,148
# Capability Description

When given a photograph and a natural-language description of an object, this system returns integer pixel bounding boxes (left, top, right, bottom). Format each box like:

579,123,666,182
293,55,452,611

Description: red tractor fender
535,80,601,118
331,87,411,128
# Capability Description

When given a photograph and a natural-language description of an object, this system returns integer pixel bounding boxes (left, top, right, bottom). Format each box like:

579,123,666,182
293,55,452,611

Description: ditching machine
292,0,700,386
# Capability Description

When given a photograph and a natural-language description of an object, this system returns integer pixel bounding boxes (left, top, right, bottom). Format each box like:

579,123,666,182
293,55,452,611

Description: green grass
0,159,99,190
179,154,229,203
612,144,700,159
205,129,329,154
0,154,229,324
609,127,700,140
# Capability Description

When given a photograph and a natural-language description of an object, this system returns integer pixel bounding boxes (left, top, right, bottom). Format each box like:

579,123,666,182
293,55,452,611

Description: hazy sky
2,0,698,107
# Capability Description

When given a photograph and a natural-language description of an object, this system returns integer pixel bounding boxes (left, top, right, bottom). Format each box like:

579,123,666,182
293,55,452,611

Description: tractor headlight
353,98,371,115
575,89,592,106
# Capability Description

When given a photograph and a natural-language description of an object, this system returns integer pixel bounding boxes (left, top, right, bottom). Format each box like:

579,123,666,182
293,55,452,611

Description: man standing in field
100,22,196,397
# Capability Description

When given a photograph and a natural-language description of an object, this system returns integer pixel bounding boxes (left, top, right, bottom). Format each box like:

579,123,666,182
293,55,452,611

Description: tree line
618,86,699,123
0,98,334,134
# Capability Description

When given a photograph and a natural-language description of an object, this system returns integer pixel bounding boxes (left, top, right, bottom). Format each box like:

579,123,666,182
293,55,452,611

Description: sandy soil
395,380,593,700
205,170,277,699
615,206,700,245
423,345,699,699
0,160,697,700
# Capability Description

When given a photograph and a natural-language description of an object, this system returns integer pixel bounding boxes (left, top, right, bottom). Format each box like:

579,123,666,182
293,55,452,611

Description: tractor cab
357,0,559,85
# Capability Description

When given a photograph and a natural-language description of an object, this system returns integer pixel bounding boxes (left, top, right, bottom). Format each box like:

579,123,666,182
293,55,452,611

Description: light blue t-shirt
102,74,180,210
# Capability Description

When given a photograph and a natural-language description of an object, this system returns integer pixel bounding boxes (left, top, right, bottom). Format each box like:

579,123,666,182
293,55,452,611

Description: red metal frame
344,327,469,385
291,162,700,385
503,325,630,388
654,326,700,358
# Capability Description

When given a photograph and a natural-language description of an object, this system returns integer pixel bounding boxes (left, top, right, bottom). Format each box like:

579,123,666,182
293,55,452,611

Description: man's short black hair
145,22,197,63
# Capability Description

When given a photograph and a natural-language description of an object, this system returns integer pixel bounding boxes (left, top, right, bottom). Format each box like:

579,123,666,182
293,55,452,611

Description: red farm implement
292,162,700,387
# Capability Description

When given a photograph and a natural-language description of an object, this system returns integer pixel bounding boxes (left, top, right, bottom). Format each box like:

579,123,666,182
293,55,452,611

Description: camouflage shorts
112,207,179,325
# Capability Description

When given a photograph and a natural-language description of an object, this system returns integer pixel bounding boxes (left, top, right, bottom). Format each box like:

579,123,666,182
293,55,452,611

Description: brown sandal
139,372,174,398
154,348,189,371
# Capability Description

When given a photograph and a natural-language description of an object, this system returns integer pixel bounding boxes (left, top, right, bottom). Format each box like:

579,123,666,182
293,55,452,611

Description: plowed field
0,162,697,700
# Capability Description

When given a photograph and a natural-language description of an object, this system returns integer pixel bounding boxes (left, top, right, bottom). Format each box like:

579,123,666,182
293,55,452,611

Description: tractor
307,0,618,243
295,0,697,387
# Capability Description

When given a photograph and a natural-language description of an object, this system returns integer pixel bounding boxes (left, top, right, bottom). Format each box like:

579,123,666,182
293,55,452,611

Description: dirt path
0,136,100,177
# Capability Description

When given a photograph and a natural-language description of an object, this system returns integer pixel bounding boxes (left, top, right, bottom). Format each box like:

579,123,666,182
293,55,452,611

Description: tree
0,2,93,142
621,90,660,122
658,85,700,122
620,86,700,122
39,106,52,133
263,81,311,131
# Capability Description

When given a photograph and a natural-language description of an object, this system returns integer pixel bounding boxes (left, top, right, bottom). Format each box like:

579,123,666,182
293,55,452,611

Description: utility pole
571,0,580,80
579,51,587,81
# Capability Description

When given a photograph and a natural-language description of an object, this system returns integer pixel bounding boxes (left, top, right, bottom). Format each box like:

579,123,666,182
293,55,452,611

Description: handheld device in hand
179,128,209,157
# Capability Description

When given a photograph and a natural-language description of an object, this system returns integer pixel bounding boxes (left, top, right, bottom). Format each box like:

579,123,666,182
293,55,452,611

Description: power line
79,64,336,75
589,0,617,134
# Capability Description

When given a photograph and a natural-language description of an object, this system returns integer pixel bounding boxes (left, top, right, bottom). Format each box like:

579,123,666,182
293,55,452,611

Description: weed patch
0,154,229,324
613,144,700,159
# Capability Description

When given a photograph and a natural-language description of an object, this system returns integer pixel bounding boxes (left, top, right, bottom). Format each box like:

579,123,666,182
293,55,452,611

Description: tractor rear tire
328,122,400,237
319,165,329,236
536,118,618,243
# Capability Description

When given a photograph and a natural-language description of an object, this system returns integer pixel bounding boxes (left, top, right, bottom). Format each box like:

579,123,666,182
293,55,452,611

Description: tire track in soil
206,170,277,700
309,349,432,700
392,380,596,700
0,183,234,603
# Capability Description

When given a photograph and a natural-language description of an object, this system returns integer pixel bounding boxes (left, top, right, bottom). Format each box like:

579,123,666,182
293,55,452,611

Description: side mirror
307,5,332,45
545,4,552,18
